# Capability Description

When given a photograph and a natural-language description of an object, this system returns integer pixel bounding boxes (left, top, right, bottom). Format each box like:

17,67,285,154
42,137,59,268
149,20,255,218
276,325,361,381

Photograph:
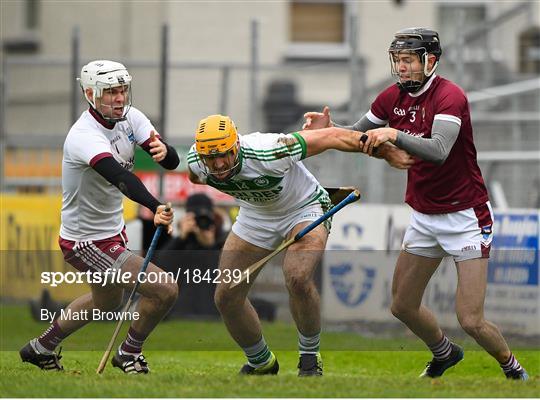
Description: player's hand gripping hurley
96,205,171,374
230,189,361,288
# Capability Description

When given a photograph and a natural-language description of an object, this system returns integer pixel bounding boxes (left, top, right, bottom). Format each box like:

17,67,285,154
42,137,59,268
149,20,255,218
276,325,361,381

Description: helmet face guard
388,28,442,93
78,60,133,122
195,114,240,181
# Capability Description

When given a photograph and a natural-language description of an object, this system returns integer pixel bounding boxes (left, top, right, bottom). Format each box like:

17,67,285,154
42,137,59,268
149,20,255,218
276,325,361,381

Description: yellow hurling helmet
195,114,240,179
196,114,239,156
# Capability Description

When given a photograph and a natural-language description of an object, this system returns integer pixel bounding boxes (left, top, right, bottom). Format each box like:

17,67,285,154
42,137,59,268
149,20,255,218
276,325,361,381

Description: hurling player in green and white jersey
187,114,412,377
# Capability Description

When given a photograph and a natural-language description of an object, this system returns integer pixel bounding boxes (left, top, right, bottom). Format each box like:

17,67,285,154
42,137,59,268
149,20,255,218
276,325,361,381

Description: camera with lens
186,193,216,231
195,214,214,230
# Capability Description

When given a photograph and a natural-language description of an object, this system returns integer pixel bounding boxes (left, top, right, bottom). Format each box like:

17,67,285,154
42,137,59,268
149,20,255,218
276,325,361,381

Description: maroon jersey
368,75,488,214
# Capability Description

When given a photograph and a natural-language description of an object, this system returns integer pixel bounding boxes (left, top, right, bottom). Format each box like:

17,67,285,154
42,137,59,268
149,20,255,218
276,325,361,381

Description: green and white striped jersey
187,132,329,216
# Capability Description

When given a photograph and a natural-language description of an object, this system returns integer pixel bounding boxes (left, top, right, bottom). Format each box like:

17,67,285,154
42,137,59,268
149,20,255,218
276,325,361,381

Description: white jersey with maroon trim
368,75,489,214
60,107,156,241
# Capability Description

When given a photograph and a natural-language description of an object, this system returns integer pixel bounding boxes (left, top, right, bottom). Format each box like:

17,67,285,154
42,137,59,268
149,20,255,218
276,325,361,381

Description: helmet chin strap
98,104,128,122
208,157,240,181
397,54,438,93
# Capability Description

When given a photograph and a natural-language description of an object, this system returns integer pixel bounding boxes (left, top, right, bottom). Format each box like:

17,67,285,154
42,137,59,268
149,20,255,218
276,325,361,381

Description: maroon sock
120,327,147,355
37,320,69,351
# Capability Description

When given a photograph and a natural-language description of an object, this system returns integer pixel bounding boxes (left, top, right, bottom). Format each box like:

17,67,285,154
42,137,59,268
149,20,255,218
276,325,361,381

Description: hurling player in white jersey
20,60,180,374
304,28,528,381
187,114,412,376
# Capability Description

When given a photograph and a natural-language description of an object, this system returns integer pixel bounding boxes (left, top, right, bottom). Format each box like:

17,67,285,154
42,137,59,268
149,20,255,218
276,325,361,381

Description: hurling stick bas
324,186,357,204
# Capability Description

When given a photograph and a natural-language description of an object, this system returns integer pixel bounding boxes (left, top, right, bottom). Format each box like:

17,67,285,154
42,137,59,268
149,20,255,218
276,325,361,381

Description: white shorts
402,202,494,262
232,202,331,250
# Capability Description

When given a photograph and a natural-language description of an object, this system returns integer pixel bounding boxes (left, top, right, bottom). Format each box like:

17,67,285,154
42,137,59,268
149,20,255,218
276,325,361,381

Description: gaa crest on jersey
393,107,406,116
127,131,135,143
254,177,269,187
124,127,135,143
481,224,493,245
118,125,135,143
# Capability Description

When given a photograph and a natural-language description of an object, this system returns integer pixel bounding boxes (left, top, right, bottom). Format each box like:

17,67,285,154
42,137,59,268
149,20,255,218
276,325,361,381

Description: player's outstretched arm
361,120,459,165
298,127,413,169
298,126,364,157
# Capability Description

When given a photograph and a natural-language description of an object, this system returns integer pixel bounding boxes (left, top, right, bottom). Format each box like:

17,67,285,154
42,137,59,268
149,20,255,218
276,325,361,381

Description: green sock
242,337,271,368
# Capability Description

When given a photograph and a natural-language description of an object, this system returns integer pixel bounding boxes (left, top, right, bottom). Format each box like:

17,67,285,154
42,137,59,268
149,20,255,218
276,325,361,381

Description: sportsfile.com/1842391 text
40,268,249,287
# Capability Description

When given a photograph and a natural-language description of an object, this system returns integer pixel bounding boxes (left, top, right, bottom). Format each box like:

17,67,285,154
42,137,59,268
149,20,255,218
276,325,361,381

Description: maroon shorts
59,229,132,272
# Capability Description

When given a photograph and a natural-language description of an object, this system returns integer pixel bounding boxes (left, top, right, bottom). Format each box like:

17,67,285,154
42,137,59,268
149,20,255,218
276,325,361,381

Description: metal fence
1,17,539,208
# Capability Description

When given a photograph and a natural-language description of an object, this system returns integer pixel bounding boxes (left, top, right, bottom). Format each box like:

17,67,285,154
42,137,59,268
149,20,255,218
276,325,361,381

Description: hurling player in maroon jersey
303,28,527,381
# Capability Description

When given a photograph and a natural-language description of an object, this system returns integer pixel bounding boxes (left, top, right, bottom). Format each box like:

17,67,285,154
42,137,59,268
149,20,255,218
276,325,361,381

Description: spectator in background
157,193,226,318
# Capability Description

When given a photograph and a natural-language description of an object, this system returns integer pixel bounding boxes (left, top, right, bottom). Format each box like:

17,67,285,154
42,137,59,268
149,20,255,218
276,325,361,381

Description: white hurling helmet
78,60,132,121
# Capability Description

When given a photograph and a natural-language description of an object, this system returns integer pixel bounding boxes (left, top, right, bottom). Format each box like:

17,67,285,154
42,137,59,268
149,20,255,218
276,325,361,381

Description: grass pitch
1,305,538,397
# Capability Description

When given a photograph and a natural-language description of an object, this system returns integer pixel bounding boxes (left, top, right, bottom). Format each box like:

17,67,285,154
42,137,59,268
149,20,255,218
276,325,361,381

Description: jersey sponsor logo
221,187,283,203
109,244,121,253
401,128,426,137
393,107,406,116
209,175,283,191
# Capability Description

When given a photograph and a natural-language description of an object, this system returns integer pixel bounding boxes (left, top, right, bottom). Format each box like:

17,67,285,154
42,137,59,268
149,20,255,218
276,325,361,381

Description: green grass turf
1,305,538,397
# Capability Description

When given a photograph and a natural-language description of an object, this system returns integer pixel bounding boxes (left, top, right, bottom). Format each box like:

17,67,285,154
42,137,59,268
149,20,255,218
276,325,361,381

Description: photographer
157,193,226,318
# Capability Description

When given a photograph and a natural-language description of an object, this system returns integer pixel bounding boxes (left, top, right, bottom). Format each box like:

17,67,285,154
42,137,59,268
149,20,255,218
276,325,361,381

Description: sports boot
111,349,150,374
298,353,323,377
505,368,529,381
239,351,279,375
20,338,63,371
420,343,464,378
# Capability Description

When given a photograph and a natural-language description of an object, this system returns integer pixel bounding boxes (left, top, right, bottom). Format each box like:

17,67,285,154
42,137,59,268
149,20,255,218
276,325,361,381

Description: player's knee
458,314,484,338
157,281,178,308
390,301,413,320
289,235,325,252
285,273,313,297
214,286,241,313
